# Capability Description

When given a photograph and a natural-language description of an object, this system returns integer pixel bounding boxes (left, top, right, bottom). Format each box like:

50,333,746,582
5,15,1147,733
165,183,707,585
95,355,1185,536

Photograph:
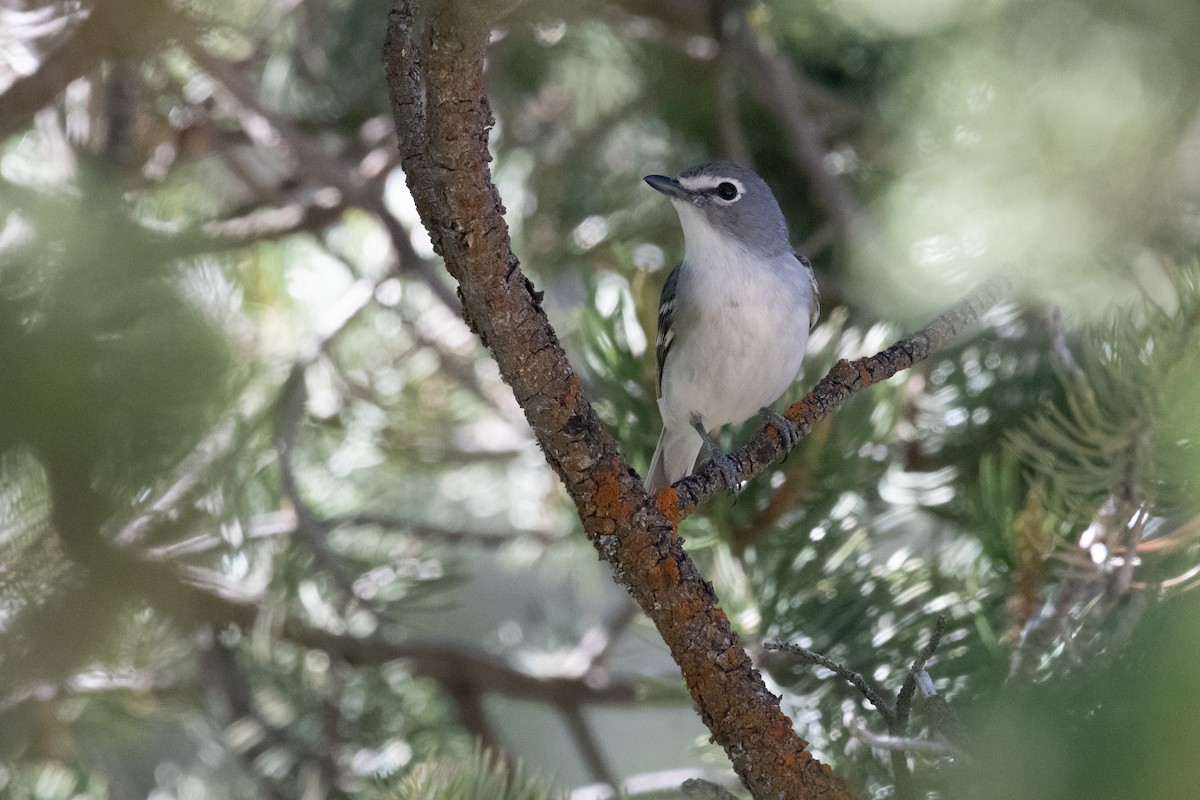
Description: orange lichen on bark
672,594,708,624
654,486,684,526
767,712,802,741
592,466,635,520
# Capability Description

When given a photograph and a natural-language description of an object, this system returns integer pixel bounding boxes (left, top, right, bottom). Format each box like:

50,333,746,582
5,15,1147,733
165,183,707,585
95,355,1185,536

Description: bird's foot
708,449,743,496
692,419,743,495
759,407,797,457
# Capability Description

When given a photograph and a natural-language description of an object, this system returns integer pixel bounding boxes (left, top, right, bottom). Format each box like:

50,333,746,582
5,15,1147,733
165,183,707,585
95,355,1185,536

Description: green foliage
389,747,561,800
0,761,110,800
0,180,234,484
1008,267,1200,522
4,0,1200,797
945,588,1200,800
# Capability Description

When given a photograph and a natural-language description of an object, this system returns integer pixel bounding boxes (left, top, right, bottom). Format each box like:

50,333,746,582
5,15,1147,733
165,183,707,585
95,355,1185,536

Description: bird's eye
716,182,739,201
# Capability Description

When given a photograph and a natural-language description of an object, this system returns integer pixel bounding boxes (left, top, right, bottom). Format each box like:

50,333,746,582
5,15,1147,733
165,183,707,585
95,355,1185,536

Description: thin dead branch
763,640,895,726
768,615,951,800
845,716,956,757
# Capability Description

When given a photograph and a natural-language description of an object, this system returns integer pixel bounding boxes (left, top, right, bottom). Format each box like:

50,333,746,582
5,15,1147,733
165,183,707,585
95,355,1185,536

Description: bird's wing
655,263,682,398
798,252,820,331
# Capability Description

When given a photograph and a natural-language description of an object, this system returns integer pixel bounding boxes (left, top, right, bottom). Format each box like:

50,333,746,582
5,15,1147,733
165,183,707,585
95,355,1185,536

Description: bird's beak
644,174,690,201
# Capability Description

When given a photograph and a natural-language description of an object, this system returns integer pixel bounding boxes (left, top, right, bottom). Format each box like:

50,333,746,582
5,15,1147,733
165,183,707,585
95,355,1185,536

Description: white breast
659,206,812,434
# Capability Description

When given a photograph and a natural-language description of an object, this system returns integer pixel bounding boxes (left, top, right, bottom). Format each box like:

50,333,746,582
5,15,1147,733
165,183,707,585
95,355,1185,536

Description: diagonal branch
382,3,852,797
661,277,1012,521
845,717,957,757
558,704,619,789
764,640,895,726
0,2,164,142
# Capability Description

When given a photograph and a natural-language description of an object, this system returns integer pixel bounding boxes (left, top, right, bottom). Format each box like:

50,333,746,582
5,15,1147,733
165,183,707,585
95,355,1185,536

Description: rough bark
381,2,1008,796
383,3,852,797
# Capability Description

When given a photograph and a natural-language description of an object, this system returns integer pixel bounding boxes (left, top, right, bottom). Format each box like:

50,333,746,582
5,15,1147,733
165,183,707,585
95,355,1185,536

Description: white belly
659,254,811,434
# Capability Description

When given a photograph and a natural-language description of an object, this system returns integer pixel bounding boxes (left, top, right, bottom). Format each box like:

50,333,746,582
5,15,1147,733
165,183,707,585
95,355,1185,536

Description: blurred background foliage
2,0,1200,798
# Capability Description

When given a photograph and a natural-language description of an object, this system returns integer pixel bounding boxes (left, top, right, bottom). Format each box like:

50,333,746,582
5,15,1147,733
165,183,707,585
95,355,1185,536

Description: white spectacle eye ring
677,175,746,203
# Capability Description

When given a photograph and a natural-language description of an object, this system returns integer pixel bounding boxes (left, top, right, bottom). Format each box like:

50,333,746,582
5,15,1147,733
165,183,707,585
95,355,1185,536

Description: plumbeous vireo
642,161,819,494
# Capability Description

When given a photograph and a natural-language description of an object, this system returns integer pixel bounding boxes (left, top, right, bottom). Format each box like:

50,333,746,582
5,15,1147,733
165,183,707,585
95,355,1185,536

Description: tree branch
178,28,461,314
734,26,865,242
895,616,947,735
763,640,895,726
272,279,379,602
890,615,948,800
662,277,1012,521
559,704,619,789
0,5,110,141
382,2,853,797
845,716,956,757
770,616,952,799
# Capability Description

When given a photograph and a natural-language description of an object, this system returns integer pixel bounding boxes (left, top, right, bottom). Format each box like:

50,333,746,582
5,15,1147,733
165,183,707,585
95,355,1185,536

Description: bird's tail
644,427,705,493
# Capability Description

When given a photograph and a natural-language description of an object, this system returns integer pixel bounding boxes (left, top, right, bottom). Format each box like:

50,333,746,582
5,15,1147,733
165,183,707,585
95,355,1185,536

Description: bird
642,161,819,494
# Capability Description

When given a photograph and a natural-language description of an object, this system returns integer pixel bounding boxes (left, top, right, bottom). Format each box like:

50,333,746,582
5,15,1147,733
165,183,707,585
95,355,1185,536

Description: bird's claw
693,418,743,495
759,407,797,456
709,450,743,496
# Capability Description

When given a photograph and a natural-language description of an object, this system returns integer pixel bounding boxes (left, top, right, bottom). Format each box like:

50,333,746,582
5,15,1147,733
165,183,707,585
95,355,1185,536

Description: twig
205,639,332,798
0,4,128,141
103,379,282,555
681,777,741,800
734,26,863,241
889,615,948,800
895,615,947,734
568,597,642,674
182,199,349,257
97,533,657,710
770,616,954,800
274,365,364,600
1010,484,1142,678
0,669,187,715
1110,443,1145,602
328,513,558,549
112,394,267,547
714,62,751,165
559,704,619,789
178,29,461,313
763,640,894,726
144,510,554,559
846,716,956,757
273,280,379,603
400,302,527,424
797,222,837,261
447,686,508,756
